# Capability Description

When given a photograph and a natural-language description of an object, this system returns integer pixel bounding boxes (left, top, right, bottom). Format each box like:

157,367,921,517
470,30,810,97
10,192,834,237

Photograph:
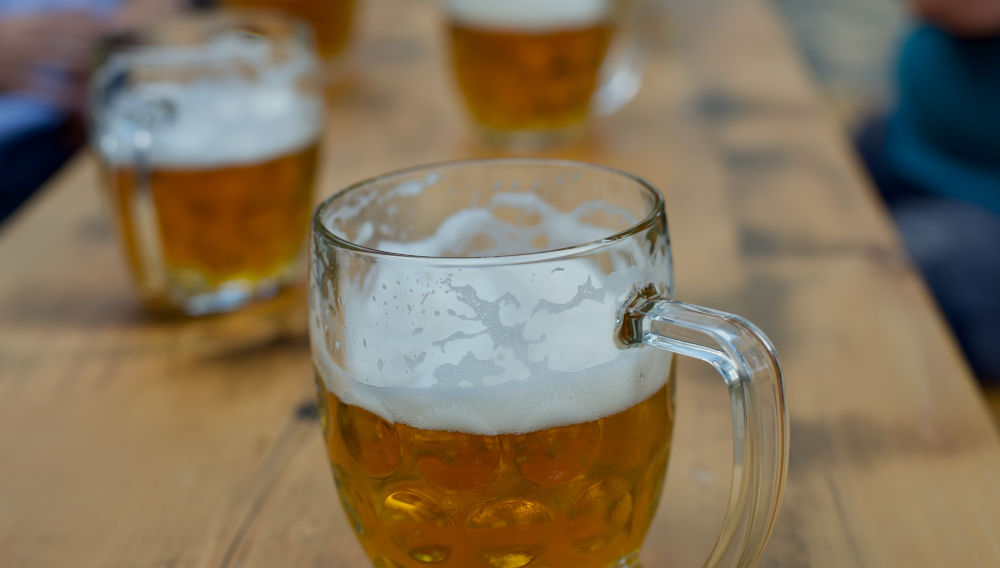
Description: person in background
861,0,1000,383
0,0,179,224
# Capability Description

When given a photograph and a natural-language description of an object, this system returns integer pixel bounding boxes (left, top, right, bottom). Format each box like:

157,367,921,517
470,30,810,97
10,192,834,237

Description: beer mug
310,159,788,568
444,0,648,148
91,11,324,315
222,0,358,79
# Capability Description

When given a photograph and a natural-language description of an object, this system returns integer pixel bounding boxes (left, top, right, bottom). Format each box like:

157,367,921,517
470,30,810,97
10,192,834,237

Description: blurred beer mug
222,0,358,81
310,159,788,568
90,11,324,315
445,0,647,148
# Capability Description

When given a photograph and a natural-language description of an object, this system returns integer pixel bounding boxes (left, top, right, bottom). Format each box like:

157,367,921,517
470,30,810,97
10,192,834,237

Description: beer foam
94,33,322,168
311,185,673,435
447,0,610,30
376,192,626,257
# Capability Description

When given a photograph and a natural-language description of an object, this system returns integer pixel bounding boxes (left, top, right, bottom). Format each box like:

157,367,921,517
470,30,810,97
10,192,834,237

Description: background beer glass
91,11,324,315
222,0,358,80
310,159,788,568
445,0,647,148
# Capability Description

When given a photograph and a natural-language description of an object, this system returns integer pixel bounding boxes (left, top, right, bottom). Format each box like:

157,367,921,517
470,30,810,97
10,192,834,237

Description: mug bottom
609,551,642,568
172,279,281,316
141,274,291,317
475,123,589,151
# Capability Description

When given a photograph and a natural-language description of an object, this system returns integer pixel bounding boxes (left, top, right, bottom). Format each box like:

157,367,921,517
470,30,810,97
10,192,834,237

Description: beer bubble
567,477,635,553
412,429,501,490
380,491,455,563
337,401,401,478
512,420,601,487
332,466,372,538
467,498,553,529
468,498,553,568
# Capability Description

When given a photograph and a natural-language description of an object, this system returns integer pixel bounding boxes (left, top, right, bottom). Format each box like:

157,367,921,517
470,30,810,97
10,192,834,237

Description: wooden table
3,0,1000,565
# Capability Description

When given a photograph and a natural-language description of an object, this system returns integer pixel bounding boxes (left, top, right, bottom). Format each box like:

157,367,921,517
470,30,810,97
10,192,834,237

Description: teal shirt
888,25,1000,216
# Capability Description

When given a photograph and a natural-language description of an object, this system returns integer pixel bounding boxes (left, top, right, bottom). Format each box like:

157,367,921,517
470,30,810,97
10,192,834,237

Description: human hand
911,0,1000,37
0,13,108,111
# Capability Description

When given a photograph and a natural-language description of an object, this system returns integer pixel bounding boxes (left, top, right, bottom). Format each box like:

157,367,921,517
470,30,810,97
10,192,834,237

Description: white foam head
311,179,673,435
94,32,322,168
447,0,611,30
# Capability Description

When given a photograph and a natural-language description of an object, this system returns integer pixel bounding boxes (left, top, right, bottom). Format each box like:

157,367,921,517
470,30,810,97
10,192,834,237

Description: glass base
135,256,305,317
608,551,641,568
176,279,282,316
140,275,290,317
157,283,309,358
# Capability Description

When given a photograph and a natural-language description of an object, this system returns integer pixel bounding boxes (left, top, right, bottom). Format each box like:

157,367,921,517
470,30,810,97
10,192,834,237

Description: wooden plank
0,162,318,566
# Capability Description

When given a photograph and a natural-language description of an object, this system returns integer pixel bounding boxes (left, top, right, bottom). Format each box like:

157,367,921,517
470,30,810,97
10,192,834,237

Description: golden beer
103,143,318,310
224,0,357,62
316,370,674,568
449,24,612,133
446,0,614,134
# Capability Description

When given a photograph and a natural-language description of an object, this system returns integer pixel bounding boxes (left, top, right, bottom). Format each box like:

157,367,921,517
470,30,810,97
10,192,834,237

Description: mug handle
118,95,177,296
619,296,789,567
593,0,651,116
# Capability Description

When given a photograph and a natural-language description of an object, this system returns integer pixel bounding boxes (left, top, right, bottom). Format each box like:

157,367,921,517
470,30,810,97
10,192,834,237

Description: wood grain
1,0,999,566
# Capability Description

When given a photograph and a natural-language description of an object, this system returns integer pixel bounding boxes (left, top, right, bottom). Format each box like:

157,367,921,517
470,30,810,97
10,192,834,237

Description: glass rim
312,158,666,266
96,9,314,69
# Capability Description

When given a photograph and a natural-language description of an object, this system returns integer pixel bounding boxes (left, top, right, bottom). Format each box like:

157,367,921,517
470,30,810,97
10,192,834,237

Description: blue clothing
0,94,65,145
892,197,1000,381
0,0,118,143
887,25,1000,216
0,0,118,222
865,24,1000,382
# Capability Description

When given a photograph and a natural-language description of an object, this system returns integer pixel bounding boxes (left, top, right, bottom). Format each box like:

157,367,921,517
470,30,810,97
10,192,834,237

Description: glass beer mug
310,159,788,568
444,0,648,148
222,0,358,81
90,11,324,315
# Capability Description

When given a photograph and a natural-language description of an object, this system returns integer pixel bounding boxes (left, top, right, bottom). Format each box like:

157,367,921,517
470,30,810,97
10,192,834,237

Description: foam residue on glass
377,192,626,257
94,30,322,168
311,177,672,435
